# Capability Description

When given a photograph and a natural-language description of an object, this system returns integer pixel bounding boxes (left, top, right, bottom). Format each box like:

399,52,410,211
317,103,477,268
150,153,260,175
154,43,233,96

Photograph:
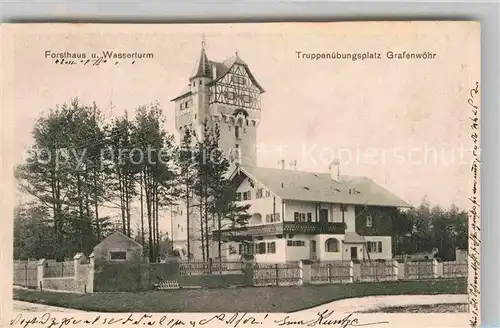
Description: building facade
216,166,408,263
170,44,409,262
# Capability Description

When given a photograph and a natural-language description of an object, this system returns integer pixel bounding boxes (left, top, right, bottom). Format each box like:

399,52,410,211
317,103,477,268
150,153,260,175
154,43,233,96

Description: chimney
278,159,285,170
328,159,340,181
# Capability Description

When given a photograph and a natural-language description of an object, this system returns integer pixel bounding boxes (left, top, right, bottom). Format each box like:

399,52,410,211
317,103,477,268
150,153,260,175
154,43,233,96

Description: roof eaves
171,91,192,102
236,166,285,200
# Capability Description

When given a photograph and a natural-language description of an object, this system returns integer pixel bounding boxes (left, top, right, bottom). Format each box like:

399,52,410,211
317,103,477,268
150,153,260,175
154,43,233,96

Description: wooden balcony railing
213,221,346,240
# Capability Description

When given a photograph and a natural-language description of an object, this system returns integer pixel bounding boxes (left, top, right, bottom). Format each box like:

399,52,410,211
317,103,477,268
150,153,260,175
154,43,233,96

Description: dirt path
301,294,468,313
13,301,84,312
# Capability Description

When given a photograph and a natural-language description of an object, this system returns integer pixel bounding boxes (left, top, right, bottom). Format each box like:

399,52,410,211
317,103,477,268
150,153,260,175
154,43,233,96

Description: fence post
392,260,398,281
73,253,83,280
302,261,311,284
37,259,46,290
209,258,213,274
349,260,354,283
88,252,95,293
432,259,438,278
327,264,331,283
275,264,279,286
24,264,28,287
298,261,304,286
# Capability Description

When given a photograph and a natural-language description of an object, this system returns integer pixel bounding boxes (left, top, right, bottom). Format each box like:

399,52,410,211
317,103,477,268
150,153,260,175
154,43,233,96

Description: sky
3,22,480,228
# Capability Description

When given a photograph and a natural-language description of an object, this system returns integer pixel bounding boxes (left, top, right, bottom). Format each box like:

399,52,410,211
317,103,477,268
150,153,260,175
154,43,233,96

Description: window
325,238,339,252
238,244,244,255
267,242,276,254
180,99,192,111
243,95,251,104
265,190,271,197
243,191,250,201
266,213,280,223
366,215,373,227
226,91,235,100
255,242,266,254
287,240,306,247
294,212,311,222
236,192,242,201
367,241,383,253
256,188,263,199
110,251,127,260
235,126,240,139
231,76,246,85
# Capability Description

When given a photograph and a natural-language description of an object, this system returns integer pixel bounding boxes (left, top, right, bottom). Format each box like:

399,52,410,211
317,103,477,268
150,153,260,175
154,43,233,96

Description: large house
216,165,409,263
170,42,409,262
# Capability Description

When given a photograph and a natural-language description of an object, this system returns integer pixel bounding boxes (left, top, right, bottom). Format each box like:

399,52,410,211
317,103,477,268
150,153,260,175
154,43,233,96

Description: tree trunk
117,168,126,235
140,172,145,247
125,172,132,237
77,173,84,251
186,185,191,260
144,169,154,262
217,213,222,260
199,193,205,262
92,168,101,242
204,184,210,261
155,187,160,262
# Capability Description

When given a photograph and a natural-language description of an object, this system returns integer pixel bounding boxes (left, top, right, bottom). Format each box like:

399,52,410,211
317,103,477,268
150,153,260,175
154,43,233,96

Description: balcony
213,222,347,240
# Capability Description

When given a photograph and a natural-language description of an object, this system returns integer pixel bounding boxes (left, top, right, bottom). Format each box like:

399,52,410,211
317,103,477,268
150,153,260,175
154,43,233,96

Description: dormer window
366,215,373,227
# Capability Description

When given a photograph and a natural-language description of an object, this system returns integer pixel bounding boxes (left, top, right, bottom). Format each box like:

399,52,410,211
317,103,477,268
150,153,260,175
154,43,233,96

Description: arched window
250,213,262,225
325,238,339,252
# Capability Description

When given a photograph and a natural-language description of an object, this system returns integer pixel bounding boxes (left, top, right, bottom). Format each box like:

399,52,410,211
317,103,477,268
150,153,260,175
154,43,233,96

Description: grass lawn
14,278,466,313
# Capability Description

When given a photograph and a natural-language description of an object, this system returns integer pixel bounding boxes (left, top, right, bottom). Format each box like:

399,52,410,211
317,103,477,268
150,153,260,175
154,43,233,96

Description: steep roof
190,48,212,80
232,165,410,208
93,231,143,251
208,54,265,93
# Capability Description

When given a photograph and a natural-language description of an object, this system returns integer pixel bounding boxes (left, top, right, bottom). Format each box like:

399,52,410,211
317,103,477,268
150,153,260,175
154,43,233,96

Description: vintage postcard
1,22,480,328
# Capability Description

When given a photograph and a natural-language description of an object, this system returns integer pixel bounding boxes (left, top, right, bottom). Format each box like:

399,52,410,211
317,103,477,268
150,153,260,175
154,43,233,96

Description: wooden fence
443,261,467,278
43,260,75,278
402,261,435,280
253,262,302,286
179,260,246,275
13,261,38,288
360,260,397,282
310,261,352,284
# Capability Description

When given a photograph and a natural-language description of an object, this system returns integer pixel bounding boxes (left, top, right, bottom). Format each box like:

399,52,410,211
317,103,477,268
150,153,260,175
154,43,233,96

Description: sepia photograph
2,22,480,327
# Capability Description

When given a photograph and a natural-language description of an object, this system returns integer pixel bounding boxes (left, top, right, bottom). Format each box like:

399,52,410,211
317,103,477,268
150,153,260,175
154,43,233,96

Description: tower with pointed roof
170,42,265,259
172,42,265,168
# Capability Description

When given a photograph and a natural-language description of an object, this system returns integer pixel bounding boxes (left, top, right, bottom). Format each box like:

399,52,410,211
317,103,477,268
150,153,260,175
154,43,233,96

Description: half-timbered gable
208,58,264,111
